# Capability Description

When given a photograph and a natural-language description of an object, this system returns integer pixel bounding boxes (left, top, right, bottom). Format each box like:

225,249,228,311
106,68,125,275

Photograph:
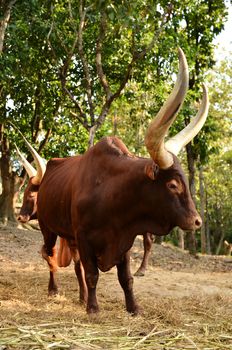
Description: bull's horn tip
201,83,209,105
202,82,208,92
177,47,185,59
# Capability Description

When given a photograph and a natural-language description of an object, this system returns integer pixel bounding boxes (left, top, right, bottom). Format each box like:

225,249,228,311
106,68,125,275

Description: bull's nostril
195,217,202,227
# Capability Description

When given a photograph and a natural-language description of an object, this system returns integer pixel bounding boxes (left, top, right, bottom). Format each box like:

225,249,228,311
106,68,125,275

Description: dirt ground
0,224,232,349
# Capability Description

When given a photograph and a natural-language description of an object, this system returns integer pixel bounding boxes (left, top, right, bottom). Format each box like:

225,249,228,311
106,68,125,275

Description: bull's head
144,48,209,232
16,138,46,223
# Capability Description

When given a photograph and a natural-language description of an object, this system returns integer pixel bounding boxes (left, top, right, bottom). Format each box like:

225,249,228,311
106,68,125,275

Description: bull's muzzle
189,215,202,230
17,214,30,223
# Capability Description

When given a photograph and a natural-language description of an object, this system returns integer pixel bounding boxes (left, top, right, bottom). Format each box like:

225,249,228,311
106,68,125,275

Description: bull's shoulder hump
93,136,135,158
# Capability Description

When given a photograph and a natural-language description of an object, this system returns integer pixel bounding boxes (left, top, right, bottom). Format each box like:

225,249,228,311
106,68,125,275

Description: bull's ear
145,162,159,180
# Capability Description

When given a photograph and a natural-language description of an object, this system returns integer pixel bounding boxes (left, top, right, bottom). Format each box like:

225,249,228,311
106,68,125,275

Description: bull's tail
57,237,72,267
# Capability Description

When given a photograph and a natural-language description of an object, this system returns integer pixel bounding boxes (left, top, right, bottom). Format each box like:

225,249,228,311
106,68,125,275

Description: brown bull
17,146,153,277
16,49,209,314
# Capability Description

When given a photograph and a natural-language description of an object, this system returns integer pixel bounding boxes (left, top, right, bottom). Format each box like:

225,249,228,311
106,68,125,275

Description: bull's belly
93,236,135,272
96,251,123,272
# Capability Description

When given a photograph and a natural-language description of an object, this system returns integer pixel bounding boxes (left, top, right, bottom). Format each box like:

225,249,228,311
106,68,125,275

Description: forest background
0,0,231,256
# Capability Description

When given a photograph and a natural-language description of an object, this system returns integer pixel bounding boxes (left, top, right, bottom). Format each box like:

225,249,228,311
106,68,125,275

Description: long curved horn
19,134,46,184
10,122,46,184
15,144,37,178
165,83,209,155
144,48,189,169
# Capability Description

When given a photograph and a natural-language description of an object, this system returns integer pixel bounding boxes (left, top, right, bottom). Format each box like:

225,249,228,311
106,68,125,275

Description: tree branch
78,0,95,124
96,10,112,101
47,11,57,61
61,85,88,129
47,4,88,129
38,128,51,153
112,6,172,100
96,5,172,129
70,111,89,130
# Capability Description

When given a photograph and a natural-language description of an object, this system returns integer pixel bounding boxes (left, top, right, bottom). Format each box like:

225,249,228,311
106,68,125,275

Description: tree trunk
215,229,225,255
0,124,20,224
199,166,206,254
88,125,97,148
0,0,17,53
113,111,118,136
205,191,211,254
212,204,224,255
185,142,197,255
177,227,185,250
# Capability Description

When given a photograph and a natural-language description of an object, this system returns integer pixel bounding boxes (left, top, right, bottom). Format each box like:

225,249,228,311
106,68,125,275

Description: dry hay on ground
0,225,232,350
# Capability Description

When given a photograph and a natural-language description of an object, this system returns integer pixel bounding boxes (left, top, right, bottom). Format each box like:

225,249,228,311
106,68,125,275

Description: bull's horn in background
144,48,189,169
9,122,46,184
18,135,46,185
165,83,209,155
14,144,37,179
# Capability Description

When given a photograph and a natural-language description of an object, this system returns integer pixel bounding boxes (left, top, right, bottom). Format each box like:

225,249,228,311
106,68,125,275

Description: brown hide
37,136,200,273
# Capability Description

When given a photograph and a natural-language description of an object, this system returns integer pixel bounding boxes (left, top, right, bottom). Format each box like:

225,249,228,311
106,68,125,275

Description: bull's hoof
127,304,142,316
134,269,145,277
87,304,99,314
48,288,58,297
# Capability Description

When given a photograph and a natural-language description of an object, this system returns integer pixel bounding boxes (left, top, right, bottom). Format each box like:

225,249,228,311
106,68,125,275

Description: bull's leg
75,260,88,304
134,232,153,277
84,262,99,314
70,245,88,304
78,240,99,314
117,250,140,315
40,226,58,296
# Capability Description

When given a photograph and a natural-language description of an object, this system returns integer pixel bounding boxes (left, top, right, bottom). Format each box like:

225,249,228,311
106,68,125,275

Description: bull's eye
168,182,177,189
167,180,179,192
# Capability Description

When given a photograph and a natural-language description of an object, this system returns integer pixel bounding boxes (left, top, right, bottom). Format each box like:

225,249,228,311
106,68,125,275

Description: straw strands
0,226,231,349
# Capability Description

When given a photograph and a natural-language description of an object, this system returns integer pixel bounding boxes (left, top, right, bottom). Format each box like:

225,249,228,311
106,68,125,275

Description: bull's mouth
17,215,30,223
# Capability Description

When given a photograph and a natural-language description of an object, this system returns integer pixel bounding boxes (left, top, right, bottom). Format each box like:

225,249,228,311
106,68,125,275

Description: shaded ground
0,224,232,349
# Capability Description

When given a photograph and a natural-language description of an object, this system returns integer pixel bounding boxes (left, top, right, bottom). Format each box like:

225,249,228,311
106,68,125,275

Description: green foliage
1,0,228,155
201,56,232,249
